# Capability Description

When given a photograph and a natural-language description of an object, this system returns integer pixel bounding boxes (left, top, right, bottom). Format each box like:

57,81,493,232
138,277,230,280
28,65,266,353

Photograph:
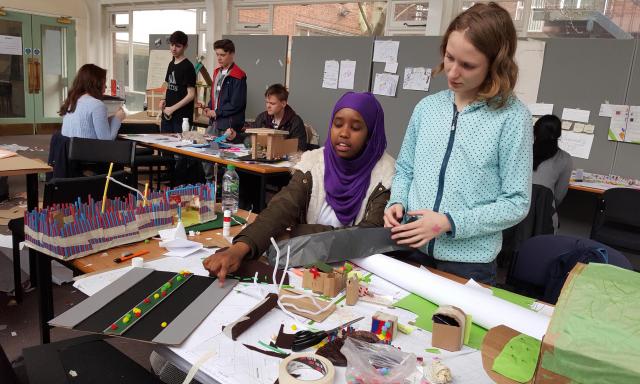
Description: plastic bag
340,337,417,384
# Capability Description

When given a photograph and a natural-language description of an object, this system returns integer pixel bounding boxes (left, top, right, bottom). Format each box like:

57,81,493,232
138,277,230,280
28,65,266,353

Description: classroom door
0,11,75,130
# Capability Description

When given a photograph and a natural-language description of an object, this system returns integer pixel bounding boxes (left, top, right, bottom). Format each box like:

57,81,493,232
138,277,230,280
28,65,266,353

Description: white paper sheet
373,40,400,63
0,35,22,55
514,40,545,105
561,121,573,130
608,105,629,142
146,49,172,90
353,254,550,340
527,103,554,116
372,73,399,97
583,124,595,134
573,123,585,133
402,67,431,92
338,60,356,90
562,107,591,123
321,60,339,89
384,61,398,73
559,130,595,159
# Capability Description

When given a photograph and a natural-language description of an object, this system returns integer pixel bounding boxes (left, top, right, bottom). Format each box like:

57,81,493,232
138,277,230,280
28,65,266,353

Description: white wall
3,0,101,68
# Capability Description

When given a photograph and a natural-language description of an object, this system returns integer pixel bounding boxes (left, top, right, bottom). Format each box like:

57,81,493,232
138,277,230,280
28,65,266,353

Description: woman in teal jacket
384,3,532,284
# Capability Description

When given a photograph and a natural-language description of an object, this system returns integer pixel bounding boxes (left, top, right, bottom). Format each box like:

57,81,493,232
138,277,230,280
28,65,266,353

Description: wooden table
122,112,209,129
35,207,255,344
121,134,291,212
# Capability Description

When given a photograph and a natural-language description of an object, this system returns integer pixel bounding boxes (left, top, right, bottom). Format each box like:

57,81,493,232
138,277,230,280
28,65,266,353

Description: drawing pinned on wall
559,131,594,160
608,105,629,142
338,60,356,90
527,103,554,116
513,39,545,105
402,67,431,92
626,106,640,144
372,73,399,97
384,61,398,74
322,60,339,89
373,40,400,63
562,108,590,124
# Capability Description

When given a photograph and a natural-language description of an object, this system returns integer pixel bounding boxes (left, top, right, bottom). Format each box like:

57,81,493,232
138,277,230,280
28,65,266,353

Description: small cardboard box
431,305,466,352
146,88,165,117
244,128,298,160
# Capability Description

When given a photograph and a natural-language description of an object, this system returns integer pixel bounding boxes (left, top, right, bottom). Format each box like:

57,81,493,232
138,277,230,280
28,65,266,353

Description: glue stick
222,210,231,238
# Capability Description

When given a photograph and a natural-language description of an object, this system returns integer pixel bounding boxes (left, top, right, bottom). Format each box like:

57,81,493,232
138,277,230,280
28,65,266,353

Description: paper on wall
146,49,172,90
353,254,550,340
514,39,545,105
527,103,553,116
384,61,398,73
338,60,356,90
402,67,431,92
562,108,590,123
599,103,622,118
608,105,629,142
372,73,399,97
322,60,339,89
559,130,594,159
561,121,573,130
625,106,640,144
573,123,585,133
583,124,595,134
373,40,400,63
0,35,22,55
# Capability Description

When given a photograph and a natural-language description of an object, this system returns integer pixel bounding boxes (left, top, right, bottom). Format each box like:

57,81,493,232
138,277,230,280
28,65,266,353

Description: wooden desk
569,183,606,195
121,134,292,211
36,207,255,344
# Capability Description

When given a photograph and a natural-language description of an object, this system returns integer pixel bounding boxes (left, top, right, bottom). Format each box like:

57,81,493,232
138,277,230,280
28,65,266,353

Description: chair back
68,137,135,166
598,188,640,227
507,235,632,299
0,342,18,384
43,171,133,207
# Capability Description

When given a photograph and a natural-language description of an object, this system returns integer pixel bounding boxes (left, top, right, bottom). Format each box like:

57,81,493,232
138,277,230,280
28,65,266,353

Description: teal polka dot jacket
388,89,533,263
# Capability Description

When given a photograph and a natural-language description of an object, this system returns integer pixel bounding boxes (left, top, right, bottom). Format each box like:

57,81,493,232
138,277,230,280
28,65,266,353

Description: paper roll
131,257,144,268
354,254,550,340
278,353,335,384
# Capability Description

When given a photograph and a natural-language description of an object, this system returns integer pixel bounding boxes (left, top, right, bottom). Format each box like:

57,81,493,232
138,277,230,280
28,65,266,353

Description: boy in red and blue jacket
203,39,247,144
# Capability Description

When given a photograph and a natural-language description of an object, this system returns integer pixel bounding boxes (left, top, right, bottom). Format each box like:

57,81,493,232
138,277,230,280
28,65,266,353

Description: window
109,9,201,111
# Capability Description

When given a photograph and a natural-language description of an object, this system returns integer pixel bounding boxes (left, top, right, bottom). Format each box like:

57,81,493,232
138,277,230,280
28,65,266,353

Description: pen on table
114,249,149,263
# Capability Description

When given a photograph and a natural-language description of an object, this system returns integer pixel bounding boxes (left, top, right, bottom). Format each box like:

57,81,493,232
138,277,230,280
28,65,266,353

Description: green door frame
0,11,76,126
0,11,34,124
31,15,76,124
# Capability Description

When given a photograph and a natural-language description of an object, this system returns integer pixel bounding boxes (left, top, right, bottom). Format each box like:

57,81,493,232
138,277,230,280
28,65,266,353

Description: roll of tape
131,257,144,268
279,353,335,384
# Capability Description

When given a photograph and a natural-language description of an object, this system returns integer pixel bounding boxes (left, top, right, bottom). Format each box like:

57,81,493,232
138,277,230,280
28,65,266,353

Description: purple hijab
324,92,387,225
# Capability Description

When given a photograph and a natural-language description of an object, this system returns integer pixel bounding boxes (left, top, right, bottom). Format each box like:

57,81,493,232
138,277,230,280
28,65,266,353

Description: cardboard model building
431,305,466,352
301,267,347,297
244,128,298,160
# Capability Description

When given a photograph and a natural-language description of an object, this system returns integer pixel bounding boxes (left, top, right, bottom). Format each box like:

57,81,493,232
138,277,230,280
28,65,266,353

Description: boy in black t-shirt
159,31,196,133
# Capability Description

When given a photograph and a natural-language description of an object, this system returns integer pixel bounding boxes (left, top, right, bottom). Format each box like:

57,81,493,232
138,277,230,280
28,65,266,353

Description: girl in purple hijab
204,92,396,283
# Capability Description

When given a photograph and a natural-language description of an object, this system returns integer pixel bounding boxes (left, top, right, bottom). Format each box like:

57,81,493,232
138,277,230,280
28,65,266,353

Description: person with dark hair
203,92,395,282
253,84,307,151
158,31,196,133
202,39,247,181
384,2,532,284
60,64,125,140
203,38,247,141
532,114,573,229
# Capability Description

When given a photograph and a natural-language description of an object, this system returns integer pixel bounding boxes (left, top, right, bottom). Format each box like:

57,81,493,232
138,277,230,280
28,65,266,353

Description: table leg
258,175,267,213
36,252,52,344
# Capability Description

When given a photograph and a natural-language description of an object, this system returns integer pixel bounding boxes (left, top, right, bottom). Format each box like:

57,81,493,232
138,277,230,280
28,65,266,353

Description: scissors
291,316,364,352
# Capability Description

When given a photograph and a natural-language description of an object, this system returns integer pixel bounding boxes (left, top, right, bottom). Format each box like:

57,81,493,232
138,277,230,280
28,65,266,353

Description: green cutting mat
185,213,247,232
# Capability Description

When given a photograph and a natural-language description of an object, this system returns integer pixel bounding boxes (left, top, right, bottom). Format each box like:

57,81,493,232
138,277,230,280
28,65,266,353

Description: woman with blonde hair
384,2,532,284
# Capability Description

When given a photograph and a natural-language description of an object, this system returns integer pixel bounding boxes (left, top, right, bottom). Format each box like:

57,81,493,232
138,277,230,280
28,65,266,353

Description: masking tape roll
278,353,335,384
131,257,144,268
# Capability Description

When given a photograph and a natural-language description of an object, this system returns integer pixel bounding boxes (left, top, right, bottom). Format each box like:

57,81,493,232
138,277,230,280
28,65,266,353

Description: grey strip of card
152,278,238,345
49,268,154,328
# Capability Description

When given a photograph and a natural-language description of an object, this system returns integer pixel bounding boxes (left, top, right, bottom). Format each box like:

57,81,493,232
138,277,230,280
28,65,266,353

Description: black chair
590,187,640,253
118,123,175,190
8,171,132,304
68,137,136,182
0,342,20,384
507,234,633,302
